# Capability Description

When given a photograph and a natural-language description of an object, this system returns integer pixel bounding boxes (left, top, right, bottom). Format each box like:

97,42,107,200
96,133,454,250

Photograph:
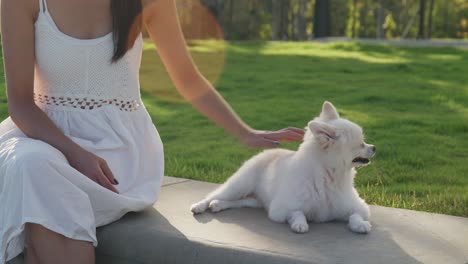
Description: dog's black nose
371,145,376,152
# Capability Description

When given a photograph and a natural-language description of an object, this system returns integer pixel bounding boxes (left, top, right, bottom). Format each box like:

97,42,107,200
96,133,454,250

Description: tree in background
417,0,426,39
200,0,264,40
427,0,435,39
376,0,386,39
272,0,290,40
294,0,309,40
177,0,468,41
383,12,397,38
346,0,361,38
314,0,330,38
359,0,377,38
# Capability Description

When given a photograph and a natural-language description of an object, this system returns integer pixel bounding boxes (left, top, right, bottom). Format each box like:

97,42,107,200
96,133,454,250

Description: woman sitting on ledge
0,0,304,263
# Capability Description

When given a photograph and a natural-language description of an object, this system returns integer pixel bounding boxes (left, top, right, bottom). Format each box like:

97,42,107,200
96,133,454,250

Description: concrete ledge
8,177,468,264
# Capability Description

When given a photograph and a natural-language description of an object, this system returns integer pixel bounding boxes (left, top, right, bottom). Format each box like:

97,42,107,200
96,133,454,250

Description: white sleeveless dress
0,0,164,262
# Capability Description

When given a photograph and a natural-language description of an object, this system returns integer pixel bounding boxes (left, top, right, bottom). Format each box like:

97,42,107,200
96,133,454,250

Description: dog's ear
320,101,340,120
308,120,338,149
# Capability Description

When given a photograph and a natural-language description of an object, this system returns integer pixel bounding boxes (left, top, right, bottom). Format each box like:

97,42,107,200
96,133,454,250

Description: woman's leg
24,227,40,264
24,223,95,264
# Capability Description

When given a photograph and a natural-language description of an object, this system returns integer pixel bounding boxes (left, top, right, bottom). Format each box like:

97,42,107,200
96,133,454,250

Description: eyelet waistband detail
33,93,141,112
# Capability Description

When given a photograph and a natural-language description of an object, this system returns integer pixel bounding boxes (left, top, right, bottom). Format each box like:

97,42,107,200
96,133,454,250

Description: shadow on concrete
95,207,313,264
95,208,188,264
193,207,423,264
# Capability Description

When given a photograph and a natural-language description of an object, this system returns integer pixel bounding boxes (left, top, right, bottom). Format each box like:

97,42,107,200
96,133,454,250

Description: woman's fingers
260,138,280,148
243,135,279,149
262,129,304,142
283,127,306,137
242,127,305,149
97,167,119,194
100,160,118,185
284,127,305,133
286,127,306,136
282,130,305,141
248,138,279,149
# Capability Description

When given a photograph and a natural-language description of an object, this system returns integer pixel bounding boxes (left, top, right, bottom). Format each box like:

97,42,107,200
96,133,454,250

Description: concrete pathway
312,37,468,48
8,176,468,264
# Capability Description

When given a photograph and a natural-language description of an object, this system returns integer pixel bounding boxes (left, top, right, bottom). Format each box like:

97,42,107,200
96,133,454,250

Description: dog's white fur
191,101,376,234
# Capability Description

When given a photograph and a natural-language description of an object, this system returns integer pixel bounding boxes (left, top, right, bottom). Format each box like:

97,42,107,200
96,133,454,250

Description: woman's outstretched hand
142,0,306,150
240,127,305,149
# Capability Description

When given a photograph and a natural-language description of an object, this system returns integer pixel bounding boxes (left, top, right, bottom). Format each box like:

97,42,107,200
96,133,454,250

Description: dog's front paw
291,222,309,233
348,220,371,234
348,213,371,234
190,200,209,214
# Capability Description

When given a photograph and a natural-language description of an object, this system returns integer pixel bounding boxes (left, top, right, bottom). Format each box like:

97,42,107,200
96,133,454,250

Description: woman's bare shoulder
1,0,40,23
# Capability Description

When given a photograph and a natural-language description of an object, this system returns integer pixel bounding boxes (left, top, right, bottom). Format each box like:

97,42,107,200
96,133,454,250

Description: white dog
190,101,376,234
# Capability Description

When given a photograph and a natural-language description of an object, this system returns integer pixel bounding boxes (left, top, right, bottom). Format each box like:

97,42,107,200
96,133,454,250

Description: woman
0,0,304,263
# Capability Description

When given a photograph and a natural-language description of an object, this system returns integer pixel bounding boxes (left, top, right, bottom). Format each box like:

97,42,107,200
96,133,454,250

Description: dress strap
38,0,48,13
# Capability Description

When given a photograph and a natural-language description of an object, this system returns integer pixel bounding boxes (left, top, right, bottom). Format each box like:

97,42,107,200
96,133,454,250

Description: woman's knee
24,223,95,264
25,223,67,244
11,139,67,166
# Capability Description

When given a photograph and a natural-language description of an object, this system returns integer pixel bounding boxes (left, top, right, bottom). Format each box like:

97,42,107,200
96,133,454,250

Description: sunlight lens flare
141,0,226,103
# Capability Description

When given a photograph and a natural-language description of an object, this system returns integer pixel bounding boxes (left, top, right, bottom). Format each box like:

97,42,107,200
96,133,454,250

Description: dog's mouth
352,157,370,164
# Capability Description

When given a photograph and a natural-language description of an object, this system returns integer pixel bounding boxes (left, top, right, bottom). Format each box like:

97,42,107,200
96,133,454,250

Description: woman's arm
142,0,304,148
1,0,80,157
1,0,118,193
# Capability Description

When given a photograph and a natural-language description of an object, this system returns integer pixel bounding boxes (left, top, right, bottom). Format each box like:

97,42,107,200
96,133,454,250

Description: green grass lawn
1,40,467,217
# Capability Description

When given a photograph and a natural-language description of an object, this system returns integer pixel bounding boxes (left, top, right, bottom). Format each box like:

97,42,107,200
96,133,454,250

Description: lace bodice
33,0,143,112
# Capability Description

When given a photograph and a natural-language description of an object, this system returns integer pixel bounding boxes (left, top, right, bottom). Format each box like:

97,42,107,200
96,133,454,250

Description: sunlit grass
138,40,468,217
0,40,466,217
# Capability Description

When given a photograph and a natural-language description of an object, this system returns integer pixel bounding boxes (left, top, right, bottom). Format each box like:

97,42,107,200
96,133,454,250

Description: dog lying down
191,101,376,234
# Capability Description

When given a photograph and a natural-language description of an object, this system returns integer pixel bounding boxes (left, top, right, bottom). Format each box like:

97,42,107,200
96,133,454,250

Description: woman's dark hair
110,0,143,62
